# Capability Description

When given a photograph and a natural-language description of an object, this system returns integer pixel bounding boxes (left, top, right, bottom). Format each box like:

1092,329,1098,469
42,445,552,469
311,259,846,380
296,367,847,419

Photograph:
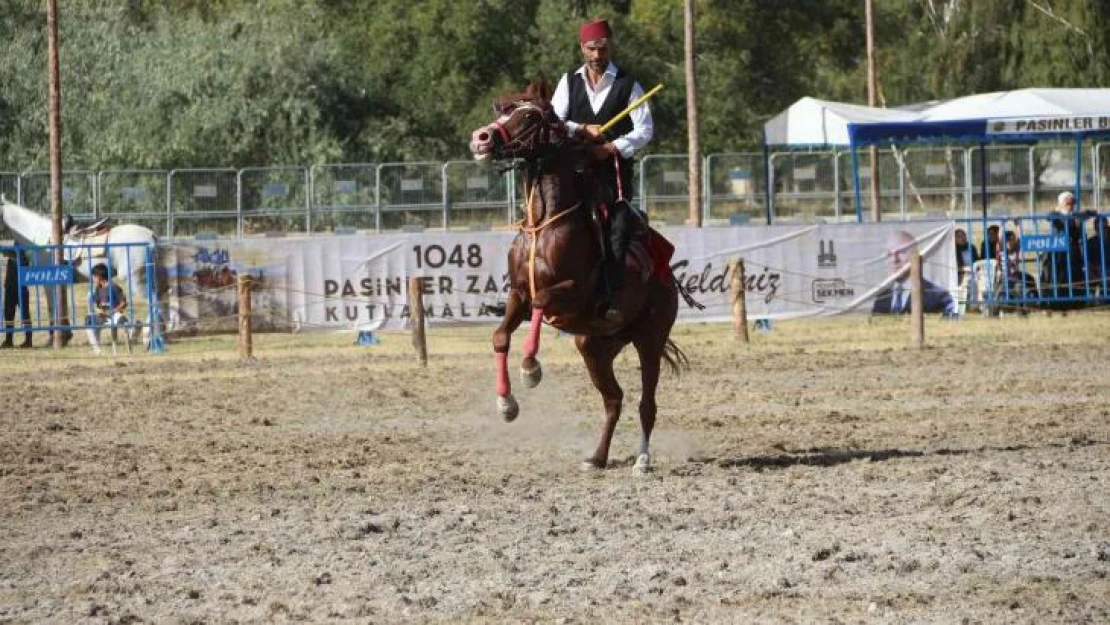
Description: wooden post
865,0,881,223
47,0,70,347
237,275,254,360
684,0,702,227
729,257,749,343
910,251,924,348
408,276,427,366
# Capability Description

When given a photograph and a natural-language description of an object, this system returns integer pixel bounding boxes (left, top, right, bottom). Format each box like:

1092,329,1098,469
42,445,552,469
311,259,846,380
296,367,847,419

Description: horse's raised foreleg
576,335,625,470
519,307,544,388
493,291,529,422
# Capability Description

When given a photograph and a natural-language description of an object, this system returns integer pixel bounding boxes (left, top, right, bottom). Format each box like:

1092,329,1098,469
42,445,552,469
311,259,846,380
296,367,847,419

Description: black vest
567,67,636,143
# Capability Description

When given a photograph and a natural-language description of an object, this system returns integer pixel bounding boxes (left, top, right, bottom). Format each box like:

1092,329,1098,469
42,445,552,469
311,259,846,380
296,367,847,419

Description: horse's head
1,196,52,246
470,80,564,162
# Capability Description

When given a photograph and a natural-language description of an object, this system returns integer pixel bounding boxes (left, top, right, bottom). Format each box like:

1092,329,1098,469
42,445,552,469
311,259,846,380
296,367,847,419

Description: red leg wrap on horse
495,351,510,397
523,307,543,359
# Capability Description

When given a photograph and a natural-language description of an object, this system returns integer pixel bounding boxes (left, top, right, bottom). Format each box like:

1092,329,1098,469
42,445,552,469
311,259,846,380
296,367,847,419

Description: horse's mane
494,79,554,114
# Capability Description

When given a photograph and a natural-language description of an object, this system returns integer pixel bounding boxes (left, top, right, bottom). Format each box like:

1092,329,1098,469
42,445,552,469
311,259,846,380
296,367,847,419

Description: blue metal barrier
956,213,1109,313
0,242,164,353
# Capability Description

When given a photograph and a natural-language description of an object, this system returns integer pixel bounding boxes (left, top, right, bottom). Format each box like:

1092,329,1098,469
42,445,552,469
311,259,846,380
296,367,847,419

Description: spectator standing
1041,191,1095,297
1,249,32,349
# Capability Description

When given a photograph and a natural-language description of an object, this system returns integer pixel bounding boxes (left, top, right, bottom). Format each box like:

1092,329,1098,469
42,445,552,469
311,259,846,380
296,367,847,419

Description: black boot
19,332,32,349
591,259,620,321
608,203,634,303
603,261,625,322
0,337,13,349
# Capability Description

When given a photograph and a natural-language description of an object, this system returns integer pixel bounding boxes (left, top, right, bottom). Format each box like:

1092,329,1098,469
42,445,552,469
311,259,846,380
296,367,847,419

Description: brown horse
469,80,690,473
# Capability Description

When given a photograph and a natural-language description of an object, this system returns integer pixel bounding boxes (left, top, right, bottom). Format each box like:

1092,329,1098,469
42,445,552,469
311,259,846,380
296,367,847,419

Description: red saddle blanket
645,228,675,282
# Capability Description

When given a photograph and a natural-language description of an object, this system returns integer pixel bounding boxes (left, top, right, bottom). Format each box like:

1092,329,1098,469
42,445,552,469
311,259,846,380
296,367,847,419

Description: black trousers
3,284,32,342
599,156,639,291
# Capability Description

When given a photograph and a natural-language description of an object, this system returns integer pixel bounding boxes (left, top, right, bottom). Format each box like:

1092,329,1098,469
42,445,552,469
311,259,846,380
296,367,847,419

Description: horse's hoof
497,394,519,422
580,459,605,472
520,362,542,388
633,453,653,475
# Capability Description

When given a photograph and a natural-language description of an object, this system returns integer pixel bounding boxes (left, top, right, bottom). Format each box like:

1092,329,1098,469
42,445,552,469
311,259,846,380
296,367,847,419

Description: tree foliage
0,0,1106,170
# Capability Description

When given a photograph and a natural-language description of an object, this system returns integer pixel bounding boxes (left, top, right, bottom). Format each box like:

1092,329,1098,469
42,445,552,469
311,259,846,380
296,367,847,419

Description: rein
487,102,556,158
519,180,583,302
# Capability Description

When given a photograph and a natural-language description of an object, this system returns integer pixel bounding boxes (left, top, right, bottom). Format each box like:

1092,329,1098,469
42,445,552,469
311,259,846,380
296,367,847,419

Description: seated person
980,224,1001,261
1000,230,1037,297
85,263,132,354
954,227,979,280
1085,215,1110,296
872,230,956,316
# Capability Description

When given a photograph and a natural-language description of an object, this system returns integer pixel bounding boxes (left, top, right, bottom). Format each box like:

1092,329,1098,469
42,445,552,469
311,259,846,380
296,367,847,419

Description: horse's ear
534,79,553,104
524,78,553,105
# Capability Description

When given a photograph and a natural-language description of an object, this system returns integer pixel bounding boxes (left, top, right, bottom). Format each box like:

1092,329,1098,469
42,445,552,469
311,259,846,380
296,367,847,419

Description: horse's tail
661,338,690,376
674,276,705,310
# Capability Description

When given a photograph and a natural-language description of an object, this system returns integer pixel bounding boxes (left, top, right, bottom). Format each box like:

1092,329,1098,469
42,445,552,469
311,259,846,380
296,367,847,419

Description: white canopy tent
762,88,1110,219
764,88,1110,148
761,96,918,147
919,88,1110,122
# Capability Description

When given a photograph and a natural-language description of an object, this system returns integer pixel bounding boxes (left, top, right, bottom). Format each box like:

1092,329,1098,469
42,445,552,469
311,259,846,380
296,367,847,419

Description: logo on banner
812,278,854,303
817,240,837,268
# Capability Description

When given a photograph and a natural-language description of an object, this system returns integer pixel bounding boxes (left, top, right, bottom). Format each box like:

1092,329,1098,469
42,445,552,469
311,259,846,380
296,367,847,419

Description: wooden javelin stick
598,83,664,134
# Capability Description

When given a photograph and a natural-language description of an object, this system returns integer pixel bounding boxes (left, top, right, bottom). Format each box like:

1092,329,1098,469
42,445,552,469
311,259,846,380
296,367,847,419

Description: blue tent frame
846,118,1110,221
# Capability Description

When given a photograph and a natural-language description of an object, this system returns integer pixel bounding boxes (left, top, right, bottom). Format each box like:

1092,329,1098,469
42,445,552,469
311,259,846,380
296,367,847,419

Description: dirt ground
1,313,1108,624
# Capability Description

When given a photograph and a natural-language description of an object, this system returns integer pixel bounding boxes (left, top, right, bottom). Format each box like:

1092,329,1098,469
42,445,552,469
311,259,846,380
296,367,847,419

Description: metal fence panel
898,147,967,218
5,148,1110,239
834,149,903,222
0,172,18,202
97,170,170,235
443,160,512,230
704,152,765,224
967,146,1033,217
639,154,690,225
18,170,97,218
1098,142,1109,210
310,163,377,234
377,162,444,231
772,151,838,223
1030,144,1097,213
238,167,309,236
1087,142,1105,209
168,169,238,238
0,242,163,351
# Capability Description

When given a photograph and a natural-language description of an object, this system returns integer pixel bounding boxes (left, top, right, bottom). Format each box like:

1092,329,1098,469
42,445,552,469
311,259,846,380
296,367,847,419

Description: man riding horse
550,18,654,322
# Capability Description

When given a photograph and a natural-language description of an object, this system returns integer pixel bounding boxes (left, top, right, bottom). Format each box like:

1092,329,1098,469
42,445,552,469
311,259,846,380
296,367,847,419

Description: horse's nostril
478,131,490,143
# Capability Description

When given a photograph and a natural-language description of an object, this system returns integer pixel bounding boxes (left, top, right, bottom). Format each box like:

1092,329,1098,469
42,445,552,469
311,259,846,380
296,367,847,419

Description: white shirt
550,62,654,160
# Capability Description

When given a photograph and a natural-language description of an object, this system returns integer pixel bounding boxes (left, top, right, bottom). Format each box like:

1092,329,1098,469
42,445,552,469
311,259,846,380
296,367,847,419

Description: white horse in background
1,195,162,346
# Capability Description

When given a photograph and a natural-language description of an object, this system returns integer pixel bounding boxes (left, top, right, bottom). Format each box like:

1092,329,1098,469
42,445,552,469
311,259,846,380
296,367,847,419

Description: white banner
160,222,957,332
986,115,1110,135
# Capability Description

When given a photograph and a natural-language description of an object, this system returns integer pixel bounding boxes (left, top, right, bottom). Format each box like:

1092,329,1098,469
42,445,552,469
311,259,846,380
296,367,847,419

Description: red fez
579,19,612,43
